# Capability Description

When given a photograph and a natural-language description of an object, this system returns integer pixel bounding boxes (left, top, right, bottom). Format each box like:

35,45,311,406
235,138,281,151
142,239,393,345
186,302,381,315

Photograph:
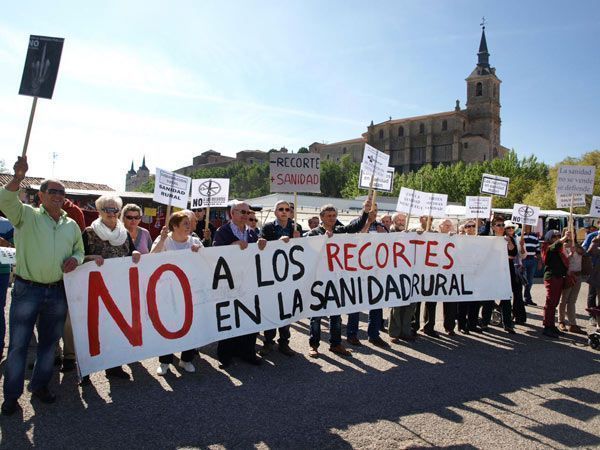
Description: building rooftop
0,174,114,191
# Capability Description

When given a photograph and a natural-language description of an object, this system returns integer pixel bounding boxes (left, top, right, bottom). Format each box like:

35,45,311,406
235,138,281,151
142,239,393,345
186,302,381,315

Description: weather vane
480,16,486,30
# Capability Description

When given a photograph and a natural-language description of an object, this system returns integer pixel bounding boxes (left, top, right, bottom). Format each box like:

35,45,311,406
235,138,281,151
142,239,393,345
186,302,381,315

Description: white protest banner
396,188,447,218
511,203,540,226
64,233,511,376
556,192,586,209
480,173,509,197
191,178,230,208
359,167,394,192
152,168,191,209
269,153,320,193
19,35,64,99
361,144,390,181
0,247,16,265
590,196,600,218
556,165,596,195
465,196,491,219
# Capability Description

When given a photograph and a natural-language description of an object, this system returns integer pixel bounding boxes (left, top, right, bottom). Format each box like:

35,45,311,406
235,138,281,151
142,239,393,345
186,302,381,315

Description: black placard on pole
18,35,64,99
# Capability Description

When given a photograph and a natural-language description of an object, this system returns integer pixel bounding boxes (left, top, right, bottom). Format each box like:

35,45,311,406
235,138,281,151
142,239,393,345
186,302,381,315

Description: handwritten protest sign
590,196,600,218
359,167,394,192
0,247,16,265
396,188,447,218
152,168,191,209
480,173,509,197
191,178,230,208
465,196,491,219
64,233,511,376
270,154,320,193
361,144,390,181
511,203,540,226
556,192,586,209
556,165,596,195
19,35,64,99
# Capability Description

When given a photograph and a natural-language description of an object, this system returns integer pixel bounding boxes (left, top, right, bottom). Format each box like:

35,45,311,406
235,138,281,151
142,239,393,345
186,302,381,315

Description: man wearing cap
0,157,84,415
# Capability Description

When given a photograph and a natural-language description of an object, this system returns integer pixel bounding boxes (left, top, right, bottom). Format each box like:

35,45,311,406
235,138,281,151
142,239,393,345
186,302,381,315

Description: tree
298,147,309,154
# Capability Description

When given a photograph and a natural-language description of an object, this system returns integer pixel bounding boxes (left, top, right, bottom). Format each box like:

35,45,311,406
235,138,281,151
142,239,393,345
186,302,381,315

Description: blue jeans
309,315,341,348
3,279,68,400
0,273,10,355
347,310,383,340
522,257,537,302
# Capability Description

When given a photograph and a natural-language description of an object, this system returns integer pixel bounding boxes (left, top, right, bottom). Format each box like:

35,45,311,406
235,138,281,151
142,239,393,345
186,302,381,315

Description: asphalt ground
0,281,598,449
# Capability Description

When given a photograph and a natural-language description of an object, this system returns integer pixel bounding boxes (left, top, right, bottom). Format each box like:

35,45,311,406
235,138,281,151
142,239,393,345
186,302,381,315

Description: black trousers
443,302,457,331
412,302,437,332
510,263,527,323
217,333,258,364
264,325,291,345
159,349,196,364
458,301,479,330
480,300,513,329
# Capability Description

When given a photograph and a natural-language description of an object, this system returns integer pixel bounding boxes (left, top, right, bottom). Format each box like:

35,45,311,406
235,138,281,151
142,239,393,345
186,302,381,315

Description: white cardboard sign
511,203,540,226
361,144,390,181
191,178,230,208
359,167,394,192
269,154,320,193
556,165,596,195
396,187,447,218
480,173,510,197
152,168,191,209
590,196,600,218
0,247,16,265
556,192,586,209
465,196,492,219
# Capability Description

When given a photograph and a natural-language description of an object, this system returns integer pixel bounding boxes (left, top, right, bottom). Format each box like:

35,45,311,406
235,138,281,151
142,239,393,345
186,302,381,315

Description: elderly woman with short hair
77,195,141,383
120,204,152,254
151,211,202,375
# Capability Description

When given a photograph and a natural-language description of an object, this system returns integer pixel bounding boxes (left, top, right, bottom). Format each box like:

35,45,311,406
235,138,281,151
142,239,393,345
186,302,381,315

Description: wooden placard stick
22,97,38,157
204,179,213,245
569,193,574,239
292,192,298,234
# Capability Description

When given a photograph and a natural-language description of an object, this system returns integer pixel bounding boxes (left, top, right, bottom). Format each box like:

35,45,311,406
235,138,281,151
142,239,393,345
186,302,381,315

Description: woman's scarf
91,217,129,246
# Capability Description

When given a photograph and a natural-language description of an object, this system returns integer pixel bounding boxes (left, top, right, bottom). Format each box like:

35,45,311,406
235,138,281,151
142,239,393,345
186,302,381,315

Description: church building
125,156,150,191
309,27,509,173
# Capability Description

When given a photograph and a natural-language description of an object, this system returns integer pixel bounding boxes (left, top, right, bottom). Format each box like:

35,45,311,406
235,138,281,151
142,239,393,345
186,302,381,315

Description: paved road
0,282,599,449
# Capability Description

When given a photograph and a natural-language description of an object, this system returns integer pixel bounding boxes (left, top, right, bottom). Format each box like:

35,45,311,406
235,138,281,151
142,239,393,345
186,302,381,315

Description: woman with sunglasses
79,195,141,383
504,220,526,327
457,220,482,334
121,204,152,254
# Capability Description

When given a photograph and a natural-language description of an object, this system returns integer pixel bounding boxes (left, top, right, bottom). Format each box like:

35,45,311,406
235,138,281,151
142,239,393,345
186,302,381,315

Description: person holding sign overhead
306,196,372,358
213,201,267,368
0,157,83,415
258,200,300,357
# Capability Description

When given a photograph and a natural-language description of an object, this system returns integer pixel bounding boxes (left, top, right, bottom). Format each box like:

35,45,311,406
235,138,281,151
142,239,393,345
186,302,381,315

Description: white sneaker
178,360,196,373
156,363,169,376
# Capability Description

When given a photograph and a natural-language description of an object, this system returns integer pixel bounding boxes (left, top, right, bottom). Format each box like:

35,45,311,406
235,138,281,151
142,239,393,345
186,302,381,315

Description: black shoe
505,327,516,334
552,326,566,336
1,398,19,415
423,329,440,338
31,387,56,404
542,327,559,338
459,327,470,335
368,337,390,348
278,344,295,357
258,341,274,357
243,356,263,366
61,359,76,373
80,375,91,386
105,367,130,380
218,358,232,369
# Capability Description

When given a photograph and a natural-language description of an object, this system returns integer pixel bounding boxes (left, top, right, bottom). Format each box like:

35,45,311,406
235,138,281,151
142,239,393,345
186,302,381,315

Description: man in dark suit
213,201,266,368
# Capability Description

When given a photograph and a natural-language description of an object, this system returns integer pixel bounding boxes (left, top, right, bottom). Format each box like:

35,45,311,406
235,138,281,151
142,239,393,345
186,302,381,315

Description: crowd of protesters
0,155,598,416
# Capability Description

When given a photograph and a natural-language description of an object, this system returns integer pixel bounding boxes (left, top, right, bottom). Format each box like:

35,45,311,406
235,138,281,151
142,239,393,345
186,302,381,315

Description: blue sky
0,1,598,190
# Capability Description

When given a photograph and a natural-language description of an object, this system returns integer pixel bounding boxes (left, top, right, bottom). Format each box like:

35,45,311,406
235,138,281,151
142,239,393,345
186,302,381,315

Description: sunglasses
234,209,249,215
125,215,141,220
464,224,476,228
277,207,291,212
45,188,65,196
494,224,505,227
248,218,258,223
101,207,120,214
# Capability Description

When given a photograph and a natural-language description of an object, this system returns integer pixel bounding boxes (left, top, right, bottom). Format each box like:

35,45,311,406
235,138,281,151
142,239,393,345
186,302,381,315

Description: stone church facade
125,156,150,191
309,28,509,173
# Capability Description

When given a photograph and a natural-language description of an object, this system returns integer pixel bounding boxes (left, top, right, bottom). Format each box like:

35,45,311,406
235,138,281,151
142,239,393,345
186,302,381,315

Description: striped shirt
522,233,541,257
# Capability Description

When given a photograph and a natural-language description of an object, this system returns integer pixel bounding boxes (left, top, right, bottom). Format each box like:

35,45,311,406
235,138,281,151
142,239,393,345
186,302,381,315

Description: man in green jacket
0,156,84,416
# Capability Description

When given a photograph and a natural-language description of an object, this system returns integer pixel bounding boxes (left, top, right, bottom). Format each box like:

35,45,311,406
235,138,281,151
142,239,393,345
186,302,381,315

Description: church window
398,126,404,137
442,120,448,131
493,85,497,98
476,82,483,96
419,123,425,134
463,142,469,149
342,147,347,154
379,129,384,139
326,154,330,160
483,154,486,161
463,121,466,131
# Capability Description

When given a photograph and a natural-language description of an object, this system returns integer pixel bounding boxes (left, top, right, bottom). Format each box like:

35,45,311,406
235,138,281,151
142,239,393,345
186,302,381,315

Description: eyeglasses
494,224,505,227
45,188,65,196
233,209,249,215
101,207,120,214
125,215,141,220
277,207,291,212
464,224,476,228
248,218,258,223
